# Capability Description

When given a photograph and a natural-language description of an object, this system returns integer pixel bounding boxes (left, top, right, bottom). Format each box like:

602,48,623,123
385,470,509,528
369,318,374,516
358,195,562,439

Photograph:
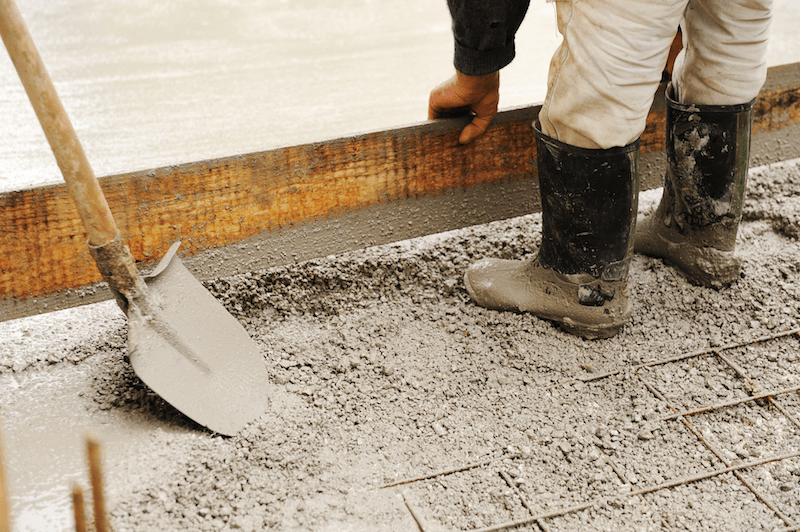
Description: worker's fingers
457,89,499,144
428,94,448,120
428,71,500,143
459,113,494,144
428,75,465,120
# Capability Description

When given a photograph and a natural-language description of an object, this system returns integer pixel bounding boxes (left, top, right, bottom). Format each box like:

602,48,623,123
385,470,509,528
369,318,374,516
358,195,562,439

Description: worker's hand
428,71,500,145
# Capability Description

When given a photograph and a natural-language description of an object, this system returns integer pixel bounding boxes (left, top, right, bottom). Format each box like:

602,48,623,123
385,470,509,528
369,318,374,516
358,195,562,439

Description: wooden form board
2,63,800,321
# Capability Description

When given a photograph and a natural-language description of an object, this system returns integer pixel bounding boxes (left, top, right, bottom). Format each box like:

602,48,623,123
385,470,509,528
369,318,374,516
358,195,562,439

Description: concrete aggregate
1,161,800,531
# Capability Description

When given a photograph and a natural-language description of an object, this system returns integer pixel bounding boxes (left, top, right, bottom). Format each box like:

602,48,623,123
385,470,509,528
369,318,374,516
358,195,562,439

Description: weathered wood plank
2,62,799,321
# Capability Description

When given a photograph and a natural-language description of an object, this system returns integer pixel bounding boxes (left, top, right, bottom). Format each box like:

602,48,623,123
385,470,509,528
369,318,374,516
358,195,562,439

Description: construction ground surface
2,159,800,532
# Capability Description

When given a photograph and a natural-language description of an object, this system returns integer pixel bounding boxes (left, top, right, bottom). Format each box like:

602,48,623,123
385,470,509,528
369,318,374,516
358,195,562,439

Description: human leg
463,0,686,338
672,0,772,104
635,0,772,287
634,90,754,287
464,124,639,339
539,0,686,149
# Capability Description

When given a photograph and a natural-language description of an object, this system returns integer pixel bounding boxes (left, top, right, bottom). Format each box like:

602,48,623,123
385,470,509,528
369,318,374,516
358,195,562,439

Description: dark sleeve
448,0,530,76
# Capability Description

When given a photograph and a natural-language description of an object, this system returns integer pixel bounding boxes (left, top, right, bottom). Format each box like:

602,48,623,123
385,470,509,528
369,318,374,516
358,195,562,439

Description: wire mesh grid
382,328,800,532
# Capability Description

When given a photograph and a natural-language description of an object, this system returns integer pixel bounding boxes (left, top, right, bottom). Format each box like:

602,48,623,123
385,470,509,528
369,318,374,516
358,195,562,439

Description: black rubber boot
635,87,754,288
464,123,639,339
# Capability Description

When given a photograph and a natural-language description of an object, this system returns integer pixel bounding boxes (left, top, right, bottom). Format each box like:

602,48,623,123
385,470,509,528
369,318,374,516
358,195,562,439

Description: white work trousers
539,0,773,149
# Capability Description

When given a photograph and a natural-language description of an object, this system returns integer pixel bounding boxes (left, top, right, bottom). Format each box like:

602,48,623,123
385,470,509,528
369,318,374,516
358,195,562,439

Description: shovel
0,0,270,436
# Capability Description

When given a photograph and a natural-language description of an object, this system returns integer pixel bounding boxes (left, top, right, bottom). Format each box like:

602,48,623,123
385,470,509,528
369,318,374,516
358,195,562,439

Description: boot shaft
534,124,639,282
664,88,754,250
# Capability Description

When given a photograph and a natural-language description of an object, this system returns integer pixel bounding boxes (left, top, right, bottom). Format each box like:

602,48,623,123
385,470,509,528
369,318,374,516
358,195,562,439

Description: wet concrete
0,158,799,531
2,2,800,531
0,360,193,531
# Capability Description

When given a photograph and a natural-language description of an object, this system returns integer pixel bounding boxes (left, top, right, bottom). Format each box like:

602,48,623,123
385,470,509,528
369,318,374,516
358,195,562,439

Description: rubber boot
464,124,639,339
634,87,754,288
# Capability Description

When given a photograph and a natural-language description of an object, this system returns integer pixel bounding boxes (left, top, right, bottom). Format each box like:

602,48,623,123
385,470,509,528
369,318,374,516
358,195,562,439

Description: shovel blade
127,247,270,436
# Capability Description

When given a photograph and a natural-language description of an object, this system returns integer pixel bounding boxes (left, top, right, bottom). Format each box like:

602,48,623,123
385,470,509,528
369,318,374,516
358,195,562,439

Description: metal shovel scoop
1,0,270,436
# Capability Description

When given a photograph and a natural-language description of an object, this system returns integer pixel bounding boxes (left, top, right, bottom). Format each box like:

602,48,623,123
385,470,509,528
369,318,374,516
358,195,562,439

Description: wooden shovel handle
0,0,118,246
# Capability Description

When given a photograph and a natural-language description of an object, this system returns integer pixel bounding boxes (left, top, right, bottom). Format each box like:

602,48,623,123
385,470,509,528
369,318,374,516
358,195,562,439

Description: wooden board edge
2,62,800,321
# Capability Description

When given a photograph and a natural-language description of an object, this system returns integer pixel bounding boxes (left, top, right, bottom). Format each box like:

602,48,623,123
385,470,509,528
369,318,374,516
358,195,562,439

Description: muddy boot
464,124,639,339
634,88,754,288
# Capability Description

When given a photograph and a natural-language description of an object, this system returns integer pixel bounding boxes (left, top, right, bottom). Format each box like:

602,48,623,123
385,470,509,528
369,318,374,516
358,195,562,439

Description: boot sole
464,264,630,340
559,317,625,340
635,225,741,289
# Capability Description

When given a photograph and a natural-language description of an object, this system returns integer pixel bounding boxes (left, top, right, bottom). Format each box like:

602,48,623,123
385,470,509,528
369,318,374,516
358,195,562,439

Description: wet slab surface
2,0,799,192
1,160,799,531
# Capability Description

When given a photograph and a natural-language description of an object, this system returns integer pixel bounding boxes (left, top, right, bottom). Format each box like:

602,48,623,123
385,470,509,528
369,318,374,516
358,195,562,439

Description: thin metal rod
499,470,550,532
638,373,794,526
472,449,800,532
469,502,596,532
711,343,800,433
72,484,86,532
401,491,432,532
625,451,800,498
379,453,519,489
658,384,800,421
597,449,671,529
86,435,108,532
681,417,795,525
577,328,800,384
715,351,757,390
708,349,799,526
601,454,631,487
768,397,800,431
378,330,800,531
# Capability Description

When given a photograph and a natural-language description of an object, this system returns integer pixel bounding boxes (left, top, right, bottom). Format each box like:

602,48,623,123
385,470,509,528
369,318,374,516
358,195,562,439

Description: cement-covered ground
2,159,800,532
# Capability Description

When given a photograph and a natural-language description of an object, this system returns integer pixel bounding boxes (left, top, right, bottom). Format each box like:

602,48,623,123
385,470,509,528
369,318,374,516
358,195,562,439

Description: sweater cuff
453,39,515,76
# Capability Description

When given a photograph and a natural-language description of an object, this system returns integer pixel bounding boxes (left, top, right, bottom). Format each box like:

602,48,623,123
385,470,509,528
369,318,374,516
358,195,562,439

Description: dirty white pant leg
672,0,773,105
539,0,686,149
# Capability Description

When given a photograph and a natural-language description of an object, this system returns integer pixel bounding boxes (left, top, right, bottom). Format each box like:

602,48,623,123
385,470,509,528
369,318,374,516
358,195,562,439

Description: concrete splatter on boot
464,124,639,339
635,88,754,288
